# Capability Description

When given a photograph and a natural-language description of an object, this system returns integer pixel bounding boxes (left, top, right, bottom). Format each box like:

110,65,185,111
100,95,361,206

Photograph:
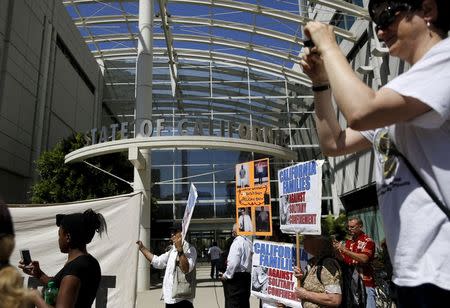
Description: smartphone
304,39,315,48
20,249,32,266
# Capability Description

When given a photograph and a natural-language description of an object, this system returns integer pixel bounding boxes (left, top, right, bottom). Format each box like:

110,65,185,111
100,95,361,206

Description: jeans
396,283,450,308
210,259,219,278
365,286,376,308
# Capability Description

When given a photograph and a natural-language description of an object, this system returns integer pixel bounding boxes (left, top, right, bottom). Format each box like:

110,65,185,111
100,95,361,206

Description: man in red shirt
334,217,376,308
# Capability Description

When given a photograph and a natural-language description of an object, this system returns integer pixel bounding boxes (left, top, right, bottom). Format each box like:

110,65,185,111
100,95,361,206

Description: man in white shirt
137,223,197,308
238,207,253,232
208,241,222,279
238,164,249,187
219,223,253,308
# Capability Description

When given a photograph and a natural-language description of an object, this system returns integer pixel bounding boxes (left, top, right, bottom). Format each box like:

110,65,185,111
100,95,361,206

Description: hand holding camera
303,39,315,48
19,250,43,279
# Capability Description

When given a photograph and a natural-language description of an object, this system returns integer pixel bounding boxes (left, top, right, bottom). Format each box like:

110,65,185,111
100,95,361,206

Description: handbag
171,244,196,299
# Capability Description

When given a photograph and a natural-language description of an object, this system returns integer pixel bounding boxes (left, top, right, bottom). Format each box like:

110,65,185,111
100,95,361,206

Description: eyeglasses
347,225,359,230
371,3,411,32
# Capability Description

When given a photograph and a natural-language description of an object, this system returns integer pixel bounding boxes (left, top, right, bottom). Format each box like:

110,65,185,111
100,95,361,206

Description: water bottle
44,281,59,305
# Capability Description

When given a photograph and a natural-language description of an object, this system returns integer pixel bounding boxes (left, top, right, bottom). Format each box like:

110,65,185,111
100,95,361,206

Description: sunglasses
372,3,411,32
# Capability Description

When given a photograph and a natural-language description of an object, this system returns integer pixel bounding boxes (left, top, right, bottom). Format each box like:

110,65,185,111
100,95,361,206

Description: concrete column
135,0,153,291
31,16,53,181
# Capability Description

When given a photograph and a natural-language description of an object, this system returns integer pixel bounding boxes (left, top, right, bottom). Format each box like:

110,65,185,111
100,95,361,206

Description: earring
427,21,431,27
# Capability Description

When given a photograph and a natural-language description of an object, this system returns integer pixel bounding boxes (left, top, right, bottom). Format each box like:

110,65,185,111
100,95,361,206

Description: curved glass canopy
61,0,372,224
62,0,369,161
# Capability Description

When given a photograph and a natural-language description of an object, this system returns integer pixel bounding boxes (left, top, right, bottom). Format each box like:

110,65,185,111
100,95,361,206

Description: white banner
9,193,142,308
182,183,198,241
278,160,324,235
251,240,308,308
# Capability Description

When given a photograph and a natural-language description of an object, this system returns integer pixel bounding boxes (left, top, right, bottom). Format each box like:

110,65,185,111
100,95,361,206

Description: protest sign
182,183,198,241
235,158,271,236
278,160,324,235
251,240,308,307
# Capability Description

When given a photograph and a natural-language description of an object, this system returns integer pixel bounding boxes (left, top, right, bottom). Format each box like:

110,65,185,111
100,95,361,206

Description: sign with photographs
251,240,308,308
235,158,272,236
278,160,324,235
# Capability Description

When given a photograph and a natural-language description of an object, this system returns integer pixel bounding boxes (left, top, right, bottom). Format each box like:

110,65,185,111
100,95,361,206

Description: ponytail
83,209,107,244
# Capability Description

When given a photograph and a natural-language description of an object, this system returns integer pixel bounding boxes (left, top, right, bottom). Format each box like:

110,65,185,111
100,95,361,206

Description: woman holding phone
19,209,107,307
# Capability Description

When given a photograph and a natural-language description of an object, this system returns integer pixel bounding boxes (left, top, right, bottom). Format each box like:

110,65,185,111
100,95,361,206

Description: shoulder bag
172,243,196,299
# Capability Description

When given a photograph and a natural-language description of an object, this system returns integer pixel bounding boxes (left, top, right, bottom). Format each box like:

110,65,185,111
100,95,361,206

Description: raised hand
19,260,42,278
136,240,145,250
304,21,338,54
300,50,329,85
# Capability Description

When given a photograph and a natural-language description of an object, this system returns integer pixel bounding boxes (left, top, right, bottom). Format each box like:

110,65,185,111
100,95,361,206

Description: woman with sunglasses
300,0,450,307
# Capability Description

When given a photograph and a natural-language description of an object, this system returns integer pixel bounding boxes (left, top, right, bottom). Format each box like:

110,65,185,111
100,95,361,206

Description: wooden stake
296,232,301,287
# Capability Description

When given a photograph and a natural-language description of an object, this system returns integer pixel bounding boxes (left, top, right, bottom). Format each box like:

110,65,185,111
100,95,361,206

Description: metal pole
135,0,153,291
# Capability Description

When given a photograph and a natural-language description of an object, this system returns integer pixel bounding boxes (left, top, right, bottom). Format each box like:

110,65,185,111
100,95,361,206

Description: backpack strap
316,257,340,284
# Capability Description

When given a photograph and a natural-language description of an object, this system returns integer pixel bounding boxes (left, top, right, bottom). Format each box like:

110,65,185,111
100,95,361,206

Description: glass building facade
60,0,372,256
101,57,335,255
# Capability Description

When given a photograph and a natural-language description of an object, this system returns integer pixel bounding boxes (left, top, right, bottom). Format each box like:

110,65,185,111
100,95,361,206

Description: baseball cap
169,222,182,234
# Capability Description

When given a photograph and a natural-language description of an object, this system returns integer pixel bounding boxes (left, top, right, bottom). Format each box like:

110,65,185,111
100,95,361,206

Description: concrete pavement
136,262,259,308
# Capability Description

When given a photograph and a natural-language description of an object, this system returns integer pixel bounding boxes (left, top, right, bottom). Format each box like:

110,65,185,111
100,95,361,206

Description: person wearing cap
219,223,252,308
136,223,197,308
19,209,107,307
299,0,450,306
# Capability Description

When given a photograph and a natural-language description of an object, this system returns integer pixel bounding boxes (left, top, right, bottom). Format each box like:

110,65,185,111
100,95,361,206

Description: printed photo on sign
252,266,269,293
254,160,269,186
255,206,270,232
251,240,308,308
278,160,324,235
279,194,289,226
236,163,250,188
238,206,253,232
